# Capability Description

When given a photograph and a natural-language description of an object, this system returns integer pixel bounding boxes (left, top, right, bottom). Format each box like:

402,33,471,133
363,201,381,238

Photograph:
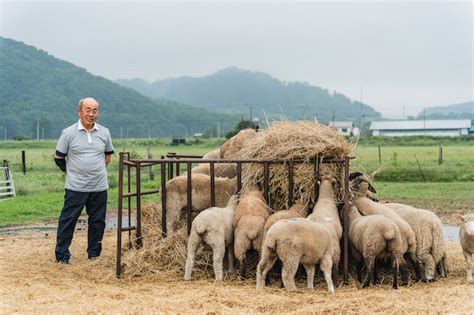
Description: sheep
191,162,237,179
256,218,336,292
220,128,257,159
347,204,407,289
202,149,221,160
233,185,270,278
165,173,237,236
453,213,474,282
350,174,421,282
384,202,447,281
184,195,239,281
307,173,342,286
262,202,308,239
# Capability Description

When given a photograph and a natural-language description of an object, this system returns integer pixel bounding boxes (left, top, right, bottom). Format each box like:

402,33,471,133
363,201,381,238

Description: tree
225,120,256,139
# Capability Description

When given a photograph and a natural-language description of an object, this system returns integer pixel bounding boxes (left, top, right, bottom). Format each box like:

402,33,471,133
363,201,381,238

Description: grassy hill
0,37,238,139
116,67,381,123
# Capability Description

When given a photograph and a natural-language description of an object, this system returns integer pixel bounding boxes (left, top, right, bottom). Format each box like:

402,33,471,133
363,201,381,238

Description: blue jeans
55,189,107,261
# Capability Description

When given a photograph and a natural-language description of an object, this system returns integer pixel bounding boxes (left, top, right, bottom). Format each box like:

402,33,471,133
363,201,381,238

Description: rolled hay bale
121,203,222,279
235,121,355,211
220,128,257,159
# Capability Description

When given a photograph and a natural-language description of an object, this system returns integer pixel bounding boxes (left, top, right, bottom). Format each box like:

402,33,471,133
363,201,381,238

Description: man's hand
105,154,112,167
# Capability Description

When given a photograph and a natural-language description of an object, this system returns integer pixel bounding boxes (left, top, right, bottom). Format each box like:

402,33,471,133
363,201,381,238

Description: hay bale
121,203,215,278
235,121,355,210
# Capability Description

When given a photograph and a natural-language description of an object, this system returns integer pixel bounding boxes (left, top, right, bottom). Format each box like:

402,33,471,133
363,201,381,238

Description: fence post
21,150,26,174
438,144,443,165
378,145,382,165
146,147,155,180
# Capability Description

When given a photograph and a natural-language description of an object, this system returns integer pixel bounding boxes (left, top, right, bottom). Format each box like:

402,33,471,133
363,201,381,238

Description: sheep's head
453,213,474,236
349,172,377,196
320,173,338,190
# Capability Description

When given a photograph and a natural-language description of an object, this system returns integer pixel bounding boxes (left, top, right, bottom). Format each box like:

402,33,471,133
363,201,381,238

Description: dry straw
235,121,356,210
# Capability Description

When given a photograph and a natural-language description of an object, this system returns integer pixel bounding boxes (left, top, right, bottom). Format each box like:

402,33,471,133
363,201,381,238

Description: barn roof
370,119,471,131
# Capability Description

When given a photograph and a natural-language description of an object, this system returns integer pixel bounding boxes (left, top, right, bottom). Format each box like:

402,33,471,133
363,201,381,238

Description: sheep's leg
166,207,181,237
405,253,421,281
399,257,409,286
372,261,381,284
304,264,315,289
391,257,399,289
211,241,226,281
355,260,364,283
234,230,251,279
227,243,235,274
362,257,375,289
463,251,473,282
184,231,201,281
320,254,335,293
256,249,278,290
441,254,449,277
331,256,340,288
281,257,299,291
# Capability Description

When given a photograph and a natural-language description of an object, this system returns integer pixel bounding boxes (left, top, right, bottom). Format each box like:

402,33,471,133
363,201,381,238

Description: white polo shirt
56,120,114,192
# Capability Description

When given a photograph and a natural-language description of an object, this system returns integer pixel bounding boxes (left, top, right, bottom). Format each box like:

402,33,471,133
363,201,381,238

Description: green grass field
0,137,473,226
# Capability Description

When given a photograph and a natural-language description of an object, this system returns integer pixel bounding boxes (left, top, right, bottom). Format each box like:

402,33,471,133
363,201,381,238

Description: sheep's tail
192,219,209,239
240,216,265,241
383,228,399,253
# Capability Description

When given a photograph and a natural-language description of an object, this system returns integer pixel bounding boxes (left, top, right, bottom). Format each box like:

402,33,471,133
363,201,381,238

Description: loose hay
1,231,473,314
235,121,355,210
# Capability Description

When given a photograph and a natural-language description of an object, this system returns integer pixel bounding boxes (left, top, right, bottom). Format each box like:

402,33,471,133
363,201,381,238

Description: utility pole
120,127,123,140
217,121,221,139
36,117,40,141
4,126,6,141
42,127,44,141
332,109,335,126
249,105,253,121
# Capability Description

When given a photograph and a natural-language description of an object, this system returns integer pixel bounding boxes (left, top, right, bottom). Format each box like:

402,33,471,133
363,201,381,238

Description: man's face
77,100,99,127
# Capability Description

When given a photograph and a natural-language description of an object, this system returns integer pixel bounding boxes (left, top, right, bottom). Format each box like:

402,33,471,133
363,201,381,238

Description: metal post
438,145,443,165
161,162,167,237
210,162,216,207
127,153,132,249
21,150,26,175
343,156,350,283
116,152,124,278
264,162,270,204
378,145,382,165
313,157,320,202
186,162,192,235
288,161,294,208
237,162,242,194
135,162,143,248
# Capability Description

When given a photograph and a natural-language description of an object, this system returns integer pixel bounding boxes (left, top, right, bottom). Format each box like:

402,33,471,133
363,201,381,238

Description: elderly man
54,97,114,264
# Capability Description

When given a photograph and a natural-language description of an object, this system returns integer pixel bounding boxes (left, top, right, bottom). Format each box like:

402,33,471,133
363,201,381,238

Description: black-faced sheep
384,202,447,281
350,174,421,282
348,204,407,289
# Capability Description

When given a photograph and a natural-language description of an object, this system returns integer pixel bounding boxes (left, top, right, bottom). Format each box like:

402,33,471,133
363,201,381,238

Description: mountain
417,101,474,120
116,67,381,123
0,37,237,139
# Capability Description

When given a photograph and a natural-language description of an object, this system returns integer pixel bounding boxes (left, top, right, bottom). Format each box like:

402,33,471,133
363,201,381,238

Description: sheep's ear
368,183,377,193
452,214,465,222
349,172,364,181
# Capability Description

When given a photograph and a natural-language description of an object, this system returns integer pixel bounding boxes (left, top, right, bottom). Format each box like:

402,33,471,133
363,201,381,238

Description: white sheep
191,162,237,179
165,173,237,236
220,128,257,159
233,185,270,279
453,213,474,282
307,173,342,286
348,204,407,289
350,174,421,282
202,149,221,160
184,195,239,281
384,202,447,281
262,202,308,239
256,218,336,292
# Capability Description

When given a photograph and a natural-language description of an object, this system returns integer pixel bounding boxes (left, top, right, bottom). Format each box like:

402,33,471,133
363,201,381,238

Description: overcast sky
1,1,472,118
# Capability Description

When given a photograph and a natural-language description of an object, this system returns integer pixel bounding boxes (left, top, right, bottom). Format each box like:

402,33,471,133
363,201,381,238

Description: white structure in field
370,119,471,137
328,121,354,136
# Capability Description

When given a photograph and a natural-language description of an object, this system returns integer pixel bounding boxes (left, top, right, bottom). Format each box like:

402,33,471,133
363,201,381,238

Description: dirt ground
1,228,473,314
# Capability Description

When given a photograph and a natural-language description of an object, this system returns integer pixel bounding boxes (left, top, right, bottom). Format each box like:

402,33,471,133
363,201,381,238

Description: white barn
328,121,354,136
370,119,471,137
